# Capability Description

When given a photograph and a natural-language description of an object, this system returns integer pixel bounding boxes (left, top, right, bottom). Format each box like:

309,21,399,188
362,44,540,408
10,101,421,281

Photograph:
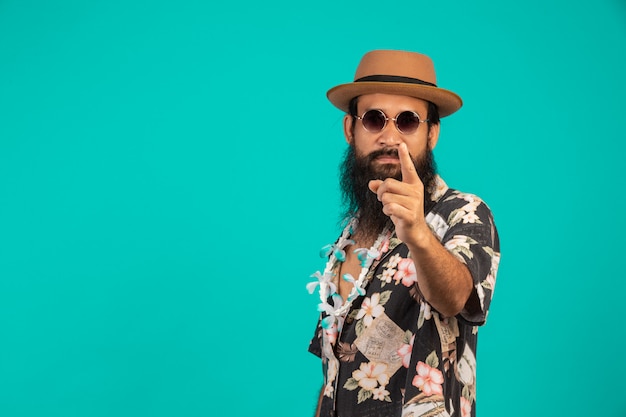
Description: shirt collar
424,175,449,214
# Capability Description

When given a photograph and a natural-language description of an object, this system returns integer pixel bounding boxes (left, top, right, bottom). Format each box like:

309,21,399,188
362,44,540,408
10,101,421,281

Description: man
307,50,500,417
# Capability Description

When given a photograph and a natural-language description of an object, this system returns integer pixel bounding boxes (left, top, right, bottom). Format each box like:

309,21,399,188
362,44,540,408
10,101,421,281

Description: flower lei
307,217,391,330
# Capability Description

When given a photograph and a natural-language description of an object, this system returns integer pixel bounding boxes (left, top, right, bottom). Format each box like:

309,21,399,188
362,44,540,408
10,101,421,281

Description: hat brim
327,82,463,117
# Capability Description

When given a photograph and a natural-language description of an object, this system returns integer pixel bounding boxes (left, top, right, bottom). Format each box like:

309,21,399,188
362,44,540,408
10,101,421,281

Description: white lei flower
307,217,391,329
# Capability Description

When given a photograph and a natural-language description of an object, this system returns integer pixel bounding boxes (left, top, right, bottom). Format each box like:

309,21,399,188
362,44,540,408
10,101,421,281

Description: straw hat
327,50,463,117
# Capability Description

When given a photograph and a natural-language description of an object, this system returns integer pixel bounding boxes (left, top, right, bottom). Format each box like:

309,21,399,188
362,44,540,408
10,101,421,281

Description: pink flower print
460,396,472,417
397,335,415,368
352,361,390,391
412,361,444,396
355,293,385,327
394,258,417,287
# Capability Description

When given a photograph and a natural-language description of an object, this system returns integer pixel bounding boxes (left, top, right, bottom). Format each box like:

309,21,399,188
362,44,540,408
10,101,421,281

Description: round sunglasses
355,109,429,135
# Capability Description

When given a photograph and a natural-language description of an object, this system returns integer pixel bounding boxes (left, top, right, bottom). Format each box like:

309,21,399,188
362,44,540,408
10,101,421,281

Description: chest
336,247,363,301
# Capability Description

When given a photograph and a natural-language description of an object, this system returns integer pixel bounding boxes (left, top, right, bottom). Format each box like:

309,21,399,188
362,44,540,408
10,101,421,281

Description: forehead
357,93,429,114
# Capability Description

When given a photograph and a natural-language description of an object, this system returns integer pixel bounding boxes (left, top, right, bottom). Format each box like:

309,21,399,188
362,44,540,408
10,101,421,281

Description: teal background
1,1,625,416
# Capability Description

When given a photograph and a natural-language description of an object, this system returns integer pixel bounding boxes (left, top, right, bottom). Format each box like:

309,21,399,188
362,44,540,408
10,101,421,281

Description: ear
427,122,440,150
343,114,354,145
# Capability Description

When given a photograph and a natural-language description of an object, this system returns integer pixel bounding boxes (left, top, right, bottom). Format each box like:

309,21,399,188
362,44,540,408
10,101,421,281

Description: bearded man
308,50,501,417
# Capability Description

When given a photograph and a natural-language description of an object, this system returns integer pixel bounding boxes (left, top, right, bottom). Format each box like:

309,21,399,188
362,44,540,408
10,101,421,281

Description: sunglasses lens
396,111,421,134
361,110,386,132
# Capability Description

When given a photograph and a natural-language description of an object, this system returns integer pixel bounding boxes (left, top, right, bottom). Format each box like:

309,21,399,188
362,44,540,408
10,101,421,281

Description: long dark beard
339,146,437,239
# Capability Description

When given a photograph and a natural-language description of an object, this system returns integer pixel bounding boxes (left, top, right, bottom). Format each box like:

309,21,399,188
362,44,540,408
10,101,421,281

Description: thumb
368,180,382,194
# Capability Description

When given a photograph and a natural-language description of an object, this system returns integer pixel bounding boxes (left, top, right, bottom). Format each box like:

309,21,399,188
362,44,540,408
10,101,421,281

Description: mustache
366,147,400,161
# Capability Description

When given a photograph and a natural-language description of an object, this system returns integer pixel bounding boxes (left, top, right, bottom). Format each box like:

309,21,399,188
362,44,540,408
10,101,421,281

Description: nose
377,122,402,147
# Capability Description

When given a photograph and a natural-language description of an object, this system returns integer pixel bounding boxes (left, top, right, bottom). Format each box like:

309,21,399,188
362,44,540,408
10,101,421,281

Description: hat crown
326,49,462,117
354,50,437,85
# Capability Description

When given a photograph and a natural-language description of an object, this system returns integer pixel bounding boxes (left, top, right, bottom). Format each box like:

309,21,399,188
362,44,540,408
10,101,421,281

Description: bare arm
404,224,473,317
369,143,473,317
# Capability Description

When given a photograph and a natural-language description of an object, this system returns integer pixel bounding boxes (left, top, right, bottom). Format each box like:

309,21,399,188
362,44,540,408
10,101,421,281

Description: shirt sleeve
441,198,500,325
308,316,323,358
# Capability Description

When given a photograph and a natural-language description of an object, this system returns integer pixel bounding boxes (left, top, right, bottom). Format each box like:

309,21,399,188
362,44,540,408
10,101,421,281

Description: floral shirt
309,176,500,417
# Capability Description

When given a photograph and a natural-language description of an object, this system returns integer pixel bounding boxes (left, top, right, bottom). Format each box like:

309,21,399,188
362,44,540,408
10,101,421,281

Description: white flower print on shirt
444,235,478,263
355,293,385,328
381,268,395,284
387,253,402,269
447,193,484,227
344,361,392,403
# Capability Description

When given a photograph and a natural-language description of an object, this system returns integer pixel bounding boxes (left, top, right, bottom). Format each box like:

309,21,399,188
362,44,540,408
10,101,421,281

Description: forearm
367,144,475,317
406,226,473,317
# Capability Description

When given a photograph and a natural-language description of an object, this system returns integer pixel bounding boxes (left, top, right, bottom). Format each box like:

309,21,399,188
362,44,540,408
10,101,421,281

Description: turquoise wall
1,1,625,416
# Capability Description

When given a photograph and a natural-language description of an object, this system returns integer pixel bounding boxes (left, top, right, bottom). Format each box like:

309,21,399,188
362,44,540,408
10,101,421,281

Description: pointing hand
368,143,427,245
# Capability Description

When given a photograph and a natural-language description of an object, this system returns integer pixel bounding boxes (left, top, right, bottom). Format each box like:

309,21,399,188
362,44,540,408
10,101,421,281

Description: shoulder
429,176,493,214
430,188,494,227
426,178,498,247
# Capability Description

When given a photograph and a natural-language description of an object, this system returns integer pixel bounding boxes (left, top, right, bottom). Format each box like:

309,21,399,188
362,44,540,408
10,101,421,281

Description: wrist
405,223,434,250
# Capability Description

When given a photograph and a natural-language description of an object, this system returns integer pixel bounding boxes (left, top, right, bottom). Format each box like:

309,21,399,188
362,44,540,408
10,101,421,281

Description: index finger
399,142,419,184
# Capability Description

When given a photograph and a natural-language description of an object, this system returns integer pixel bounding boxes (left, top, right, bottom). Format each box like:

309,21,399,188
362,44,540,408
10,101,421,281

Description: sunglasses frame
355,109,429,135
